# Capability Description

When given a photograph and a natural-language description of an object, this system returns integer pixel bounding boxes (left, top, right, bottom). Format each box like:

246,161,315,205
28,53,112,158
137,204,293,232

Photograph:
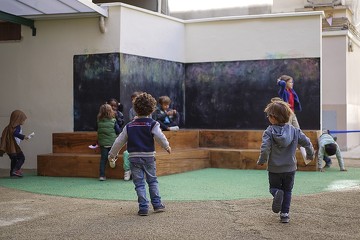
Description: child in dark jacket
109,93,171,216
277,75,301,128
153,96,179,131
0,110,30,177
257,101,314,223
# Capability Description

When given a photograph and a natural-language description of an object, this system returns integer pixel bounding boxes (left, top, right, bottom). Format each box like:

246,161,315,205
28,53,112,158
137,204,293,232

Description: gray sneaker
154,204,165,213
280,213,290,223
272,190,284,213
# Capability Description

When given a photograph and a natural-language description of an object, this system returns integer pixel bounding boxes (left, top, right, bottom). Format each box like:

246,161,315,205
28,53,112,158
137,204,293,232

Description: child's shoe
88,144,99,149
138,209,149,216
324,163,332,168
99,176,106,181
154,204,165,213
124,170,131,181
272,189,284,213
169,126,179,131
11,170,23,177
280,212,290,223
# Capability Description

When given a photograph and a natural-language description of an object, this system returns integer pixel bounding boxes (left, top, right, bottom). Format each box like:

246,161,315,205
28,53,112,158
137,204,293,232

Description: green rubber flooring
0,168,359,201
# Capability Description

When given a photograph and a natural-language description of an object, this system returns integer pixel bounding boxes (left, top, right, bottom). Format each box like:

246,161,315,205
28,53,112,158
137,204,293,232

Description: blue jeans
130,157,162,211
268,171,295,214
99,147,110,177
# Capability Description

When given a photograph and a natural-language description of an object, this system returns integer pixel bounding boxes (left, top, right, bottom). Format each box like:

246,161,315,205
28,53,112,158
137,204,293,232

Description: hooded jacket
0,110,27,156
258,124,314,173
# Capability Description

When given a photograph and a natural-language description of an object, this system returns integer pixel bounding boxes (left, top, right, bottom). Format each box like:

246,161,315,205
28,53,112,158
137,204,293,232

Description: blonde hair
97,104,114,121
264,101,292,124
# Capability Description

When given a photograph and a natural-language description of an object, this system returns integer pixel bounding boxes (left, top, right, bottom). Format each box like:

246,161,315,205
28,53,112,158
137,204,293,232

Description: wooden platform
37,129,321,179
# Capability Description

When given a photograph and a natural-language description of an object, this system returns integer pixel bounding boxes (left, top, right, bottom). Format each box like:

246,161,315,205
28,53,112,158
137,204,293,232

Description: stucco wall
185,13,322,63
346,35,360,149
0,7,121,169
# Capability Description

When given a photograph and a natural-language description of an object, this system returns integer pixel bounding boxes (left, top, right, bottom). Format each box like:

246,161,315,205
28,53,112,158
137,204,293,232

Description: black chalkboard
185,58,320,130
73,53,120,131
119,53,185,124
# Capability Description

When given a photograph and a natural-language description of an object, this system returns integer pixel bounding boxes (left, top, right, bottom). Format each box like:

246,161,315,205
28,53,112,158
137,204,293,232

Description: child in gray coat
257,100,314,223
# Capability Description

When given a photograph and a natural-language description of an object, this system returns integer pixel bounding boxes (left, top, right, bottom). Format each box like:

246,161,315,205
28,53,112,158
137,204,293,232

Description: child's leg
323,156,332,167
123,150,130,172
99,147,109,177
130,161,149,212
280,171,295,214
143,160,162,208
9,154,17,175
268,172,282,196
13,152,25,172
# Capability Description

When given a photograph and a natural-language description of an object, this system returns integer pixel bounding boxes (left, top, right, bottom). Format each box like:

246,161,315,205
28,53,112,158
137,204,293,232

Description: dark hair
107,98,123,112
134,92,157,116
264,101,291,124
131,91,143,100
325,143,337,156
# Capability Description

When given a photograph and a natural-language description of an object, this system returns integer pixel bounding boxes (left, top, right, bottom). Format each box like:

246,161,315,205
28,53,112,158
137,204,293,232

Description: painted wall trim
101,2,183,23
184,11,325,23
323,30,360,47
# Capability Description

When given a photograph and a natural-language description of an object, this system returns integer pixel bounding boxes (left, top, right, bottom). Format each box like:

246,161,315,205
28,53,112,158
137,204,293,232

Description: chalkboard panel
185,58,320,130
119,53,185,124
73,53,120,131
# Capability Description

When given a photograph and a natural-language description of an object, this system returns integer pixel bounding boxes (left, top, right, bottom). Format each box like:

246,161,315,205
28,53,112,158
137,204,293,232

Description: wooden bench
37,131,209,179
37,129,321,179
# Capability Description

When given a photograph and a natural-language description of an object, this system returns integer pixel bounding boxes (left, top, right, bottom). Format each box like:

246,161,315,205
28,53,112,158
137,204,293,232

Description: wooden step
207,148,317,171
52,130,199,154
37,149,209,179
199,130,321,149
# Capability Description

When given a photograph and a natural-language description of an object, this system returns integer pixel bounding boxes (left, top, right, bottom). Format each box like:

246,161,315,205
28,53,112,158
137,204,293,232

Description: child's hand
166,146,171,154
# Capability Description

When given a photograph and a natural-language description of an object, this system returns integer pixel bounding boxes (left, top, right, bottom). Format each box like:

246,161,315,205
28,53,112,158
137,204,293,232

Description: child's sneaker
11,170,23,177
324,163,332,168
138,209,149,216
154,204,165,213
169,126,179,131
272,189,284,213
124,170,131,181
99,176,106,181
280,212,290,223
88,144,99,149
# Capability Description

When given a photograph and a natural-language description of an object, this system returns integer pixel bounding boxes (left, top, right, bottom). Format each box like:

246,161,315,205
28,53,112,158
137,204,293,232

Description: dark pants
99,147,111,177
268,171,295,214
323,156,332,166
8,152,25,175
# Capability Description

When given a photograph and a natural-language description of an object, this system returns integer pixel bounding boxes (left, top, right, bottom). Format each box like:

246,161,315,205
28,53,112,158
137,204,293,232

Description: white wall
0,7,121,169
119,5,185,62
185,12,322,63
346,34,360,149
272,0,305,13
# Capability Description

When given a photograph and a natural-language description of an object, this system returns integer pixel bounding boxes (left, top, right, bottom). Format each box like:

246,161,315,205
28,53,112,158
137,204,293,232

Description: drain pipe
99,16,106,34
158,0,162,13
